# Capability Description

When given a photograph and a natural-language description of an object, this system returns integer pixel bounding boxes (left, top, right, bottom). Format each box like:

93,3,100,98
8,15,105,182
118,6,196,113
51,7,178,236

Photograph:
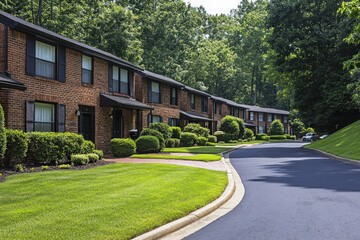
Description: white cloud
186,0,239,15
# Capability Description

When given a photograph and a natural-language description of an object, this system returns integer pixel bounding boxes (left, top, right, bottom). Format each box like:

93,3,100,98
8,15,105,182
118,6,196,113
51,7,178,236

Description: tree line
1,0,360,133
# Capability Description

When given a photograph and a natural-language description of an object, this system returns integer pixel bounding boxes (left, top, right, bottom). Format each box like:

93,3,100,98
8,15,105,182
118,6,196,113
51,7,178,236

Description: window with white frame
259,125,265,134
250,112,254,121
35,41,56,79
268,114,273,122
82,55,93,84
258,113,264,122
34,102,56,132
152,115,161,123
120,68,128,94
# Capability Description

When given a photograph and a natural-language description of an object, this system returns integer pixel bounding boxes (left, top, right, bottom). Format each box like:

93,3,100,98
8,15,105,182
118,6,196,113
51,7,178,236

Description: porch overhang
245,122,257,127
180,109,215,122
100,93,154,110
0,74,26,91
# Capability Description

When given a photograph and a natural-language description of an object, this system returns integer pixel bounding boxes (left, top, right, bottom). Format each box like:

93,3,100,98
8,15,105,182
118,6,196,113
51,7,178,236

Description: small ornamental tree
0,104,6,159
269,119,284,135
219,116,240,138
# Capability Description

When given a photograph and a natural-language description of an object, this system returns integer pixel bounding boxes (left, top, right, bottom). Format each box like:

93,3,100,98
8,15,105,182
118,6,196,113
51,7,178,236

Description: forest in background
1,0,360,133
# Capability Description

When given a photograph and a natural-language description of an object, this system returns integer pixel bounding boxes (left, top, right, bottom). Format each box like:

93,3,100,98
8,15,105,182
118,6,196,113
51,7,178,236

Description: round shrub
223,133,236,143
62,133,84,159
244,128,254,139
136,136,160,153
234,118,246,139
0,104,6,159
220,116,240,137
214,132,225,142
166,138,176,148
170,127,181,139
93,150,104,160
71,154,89,165
256,133,267,140
150,123,172,140
180,132,198,147
87,153,99,163
269,119,284,135
4,129,29,165
285,134,291,139
28,132,64,163
140,128,165,150
261,136,270,141
110,138,136,157
206,142,216,146
183,123,210,137
82,140,95,154
197,137,207,146
207,135,217,143
173,138,180,148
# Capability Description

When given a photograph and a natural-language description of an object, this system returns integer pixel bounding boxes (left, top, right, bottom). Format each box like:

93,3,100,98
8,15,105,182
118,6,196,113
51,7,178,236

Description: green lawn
0,163,227,240
131,154,222,162
216,139,296,146
304,120,360,160
162,146,232,154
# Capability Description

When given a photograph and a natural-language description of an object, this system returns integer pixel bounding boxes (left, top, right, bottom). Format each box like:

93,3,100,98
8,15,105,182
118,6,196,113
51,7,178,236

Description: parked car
320,135,328,140
302,133,319,141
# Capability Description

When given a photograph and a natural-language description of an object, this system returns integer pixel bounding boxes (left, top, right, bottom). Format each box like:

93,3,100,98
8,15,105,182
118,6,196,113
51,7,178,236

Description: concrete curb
304,147,360,166
133,148,243,240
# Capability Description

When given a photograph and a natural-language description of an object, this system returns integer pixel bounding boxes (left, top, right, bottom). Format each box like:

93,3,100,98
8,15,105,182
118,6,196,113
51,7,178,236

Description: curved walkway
186,142,360,240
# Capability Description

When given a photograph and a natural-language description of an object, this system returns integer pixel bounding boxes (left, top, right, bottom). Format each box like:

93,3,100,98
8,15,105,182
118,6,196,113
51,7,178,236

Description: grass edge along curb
302,146,360,166
133,154,238,240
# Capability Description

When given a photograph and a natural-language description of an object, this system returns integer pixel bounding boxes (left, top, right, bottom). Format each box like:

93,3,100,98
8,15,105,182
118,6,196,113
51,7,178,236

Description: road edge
133,148,245,240
304,147,360,165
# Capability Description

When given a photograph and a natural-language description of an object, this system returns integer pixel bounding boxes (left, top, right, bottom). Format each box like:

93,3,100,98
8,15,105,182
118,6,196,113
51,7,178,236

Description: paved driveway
185,142,360,240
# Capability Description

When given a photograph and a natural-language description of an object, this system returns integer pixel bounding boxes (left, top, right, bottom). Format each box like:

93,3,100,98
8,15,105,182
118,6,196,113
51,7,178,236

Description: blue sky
186,0,240,15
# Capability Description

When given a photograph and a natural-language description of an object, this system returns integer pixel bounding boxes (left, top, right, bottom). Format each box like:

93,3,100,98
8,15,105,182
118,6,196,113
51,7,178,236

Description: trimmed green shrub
197,137,207,146
290,135,296,140
136,136,159,153
110,138,136,157
218,141,225,144
41,165,48,171
229,140,238,143
183,123,210,138
59,164,71,169
208,135,217,143
93,150,103,160
206,142,216,146
140,128,165,150
269,119,284,135
219,116,240,137
261,136,270,141
150,123,172,140
223,133,236,143
180,132,198,147
234,118,246,139
0,104,6,159
214,132,225,142
256,133,268,140
166,138,176,148
4,129,29,164
244,128,254,139
87,153,99,163
82,140,95,154
285,134,291,139
170,127,181,139
269,135,287,140
71,154,89,165
173,138,180,148
62,133,85,159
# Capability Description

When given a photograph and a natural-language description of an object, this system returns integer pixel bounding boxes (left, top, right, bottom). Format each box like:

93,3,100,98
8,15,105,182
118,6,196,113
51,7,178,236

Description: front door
112,109,123,138
79,105,95,142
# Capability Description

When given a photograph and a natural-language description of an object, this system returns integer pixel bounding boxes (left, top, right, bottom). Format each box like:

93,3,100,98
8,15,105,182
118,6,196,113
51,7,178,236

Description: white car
302,133,319,141
320,135,328,140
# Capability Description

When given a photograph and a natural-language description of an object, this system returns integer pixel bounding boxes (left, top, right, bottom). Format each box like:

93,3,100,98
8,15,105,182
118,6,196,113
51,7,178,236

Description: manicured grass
0,163,227,240
131,154,222,162
162,146,232,154
304,120,360,160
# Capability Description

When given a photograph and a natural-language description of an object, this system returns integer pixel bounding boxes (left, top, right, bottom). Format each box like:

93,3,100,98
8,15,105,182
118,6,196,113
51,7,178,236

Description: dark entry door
79,105,95,142
112,110,123,138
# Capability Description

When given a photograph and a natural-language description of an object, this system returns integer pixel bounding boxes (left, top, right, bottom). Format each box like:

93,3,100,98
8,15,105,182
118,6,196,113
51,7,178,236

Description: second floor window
82,55,93,84
170,87,178,105
219,103,222,115
191,94,195,109
111,66,129,95
149,81,161,103
268,114,273,122
201,96,208,112
34,102,55,132
35,41,56,79
230,106,234,116
258,113,264,122
250,112,254,121
284,116,288,123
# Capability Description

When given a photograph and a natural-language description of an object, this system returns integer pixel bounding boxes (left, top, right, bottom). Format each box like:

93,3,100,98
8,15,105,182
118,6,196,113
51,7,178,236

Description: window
113,66,119,93
168,118,180,127
219,103,222,115
213,102,217,114
191,94,195,109
274,114,278,120
284,127,288,134
170,87,178,105
268,114,273,122
149,81,161,103
237,108,240,118
230,106,234,116
258,113,264,122
35,41,56,79
34,102,55,132
201,96,208,112
82,55,93,84
111,66,129,95
259,125,265,134
243,110,246,120
148,114,162,126
284,116,288,123
250,112,254,121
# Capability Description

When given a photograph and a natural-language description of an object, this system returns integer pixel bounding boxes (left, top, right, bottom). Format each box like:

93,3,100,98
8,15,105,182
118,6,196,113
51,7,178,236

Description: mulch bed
0,160,116,183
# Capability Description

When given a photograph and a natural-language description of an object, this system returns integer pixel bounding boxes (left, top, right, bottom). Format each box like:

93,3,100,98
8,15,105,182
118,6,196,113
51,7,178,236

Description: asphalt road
185,142,360,240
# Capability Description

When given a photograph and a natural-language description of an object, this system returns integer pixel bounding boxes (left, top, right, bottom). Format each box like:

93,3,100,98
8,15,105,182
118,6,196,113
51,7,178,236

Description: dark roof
0,10,143,72
0,74,26,90
183,86,211,97
180,109,215,122
243,104,289,115
210,95,248,109
100,94,153,110
142,70,184,87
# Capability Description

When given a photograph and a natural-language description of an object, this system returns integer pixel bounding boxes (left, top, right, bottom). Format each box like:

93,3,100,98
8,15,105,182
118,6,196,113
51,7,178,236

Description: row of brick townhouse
0,11,290,152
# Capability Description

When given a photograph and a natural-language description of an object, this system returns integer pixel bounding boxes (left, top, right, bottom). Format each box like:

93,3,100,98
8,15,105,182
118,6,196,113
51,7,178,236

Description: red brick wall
1,26,137,152
0,24,4,74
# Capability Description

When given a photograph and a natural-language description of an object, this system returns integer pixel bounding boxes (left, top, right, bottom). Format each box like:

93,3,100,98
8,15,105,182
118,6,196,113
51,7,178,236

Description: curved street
185,142,360,240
